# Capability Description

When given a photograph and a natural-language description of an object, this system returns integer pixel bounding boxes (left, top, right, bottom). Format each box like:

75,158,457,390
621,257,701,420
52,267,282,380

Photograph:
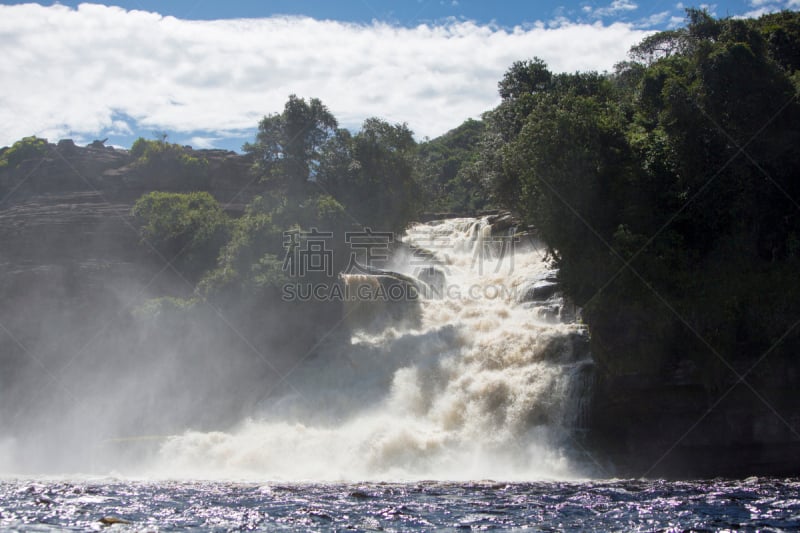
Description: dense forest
471,9,800,383
2,8,799,475
114,9,800,388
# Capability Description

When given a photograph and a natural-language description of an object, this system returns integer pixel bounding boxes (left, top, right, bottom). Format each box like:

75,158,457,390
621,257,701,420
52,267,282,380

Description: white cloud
548,15,574,28
0,3,651,146
738,0,793,19
588,1,639,18
638,11,671,28
741,7,776,17
668,15,685,28
698,3,717,15
188,136,221,149
109,119,133,136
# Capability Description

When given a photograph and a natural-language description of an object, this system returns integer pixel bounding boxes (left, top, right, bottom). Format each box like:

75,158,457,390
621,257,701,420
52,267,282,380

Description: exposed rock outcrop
582,309,800,478
0,139,273,435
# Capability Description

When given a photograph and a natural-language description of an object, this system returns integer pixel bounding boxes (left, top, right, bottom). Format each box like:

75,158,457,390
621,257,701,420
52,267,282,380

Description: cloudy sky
0,1,797,151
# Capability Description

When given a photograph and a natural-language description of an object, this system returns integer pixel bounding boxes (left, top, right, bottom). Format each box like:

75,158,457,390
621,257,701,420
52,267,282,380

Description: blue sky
0,1,796,151
0,1,783,26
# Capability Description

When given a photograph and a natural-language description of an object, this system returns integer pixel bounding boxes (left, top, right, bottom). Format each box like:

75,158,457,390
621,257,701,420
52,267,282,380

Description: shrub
0,136,48,169
129,137,208,188
132,191,231,280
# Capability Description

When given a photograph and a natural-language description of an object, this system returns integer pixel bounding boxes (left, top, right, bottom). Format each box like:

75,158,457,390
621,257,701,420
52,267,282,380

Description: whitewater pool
1,478,798,531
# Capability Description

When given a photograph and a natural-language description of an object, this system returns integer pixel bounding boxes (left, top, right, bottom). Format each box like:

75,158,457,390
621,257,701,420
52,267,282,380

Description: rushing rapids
150,216,594,481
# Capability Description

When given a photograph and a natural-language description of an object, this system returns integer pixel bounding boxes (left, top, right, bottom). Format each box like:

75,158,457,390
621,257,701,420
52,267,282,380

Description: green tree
129,136,208,188
487,10,800,380
498,58,553,99
504,92,639,303
416,118,488,212
244,95,338,202
319,118,420,232
753,10,800,73
132,191,230,280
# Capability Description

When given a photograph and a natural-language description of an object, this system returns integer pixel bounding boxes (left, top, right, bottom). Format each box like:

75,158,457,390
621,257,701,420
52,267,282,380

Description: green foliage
506,87,652,305
130,137,207,171
198,195,288,299
243,94,338,202
416,118,489,212
132,191,231,280
129,137,150,159
350,118,420,231
303,194,350,229
629,29,688,64
0,136,48,169
498,58,552,99
486,10,800,380
129,137,208,187
318,118,421,232
752,10,800,73
133,296,199,320
201,98,423,303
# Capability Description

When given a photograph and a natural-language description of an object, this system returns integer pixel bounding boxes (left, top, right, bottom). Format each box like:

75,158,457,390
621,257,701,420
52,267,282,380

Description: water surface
1,478,798,531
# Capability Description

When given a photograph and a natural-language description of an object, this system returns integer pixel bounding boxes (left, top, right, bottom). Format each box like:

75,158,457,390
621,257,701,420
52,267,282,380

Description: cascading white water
151,217,592,481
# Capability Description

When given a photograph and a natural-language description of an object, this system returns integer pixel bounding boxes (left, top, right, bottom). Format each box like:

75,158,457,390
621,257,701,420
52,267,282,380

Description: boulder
487,212,517,233
518,279,560,303
56,139,76,153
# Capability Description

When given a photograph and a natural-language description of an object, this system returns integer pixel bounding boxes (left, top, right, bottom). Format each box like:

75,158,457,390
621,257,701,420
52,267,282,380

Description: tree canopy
243,95,338,202
480,9,800,377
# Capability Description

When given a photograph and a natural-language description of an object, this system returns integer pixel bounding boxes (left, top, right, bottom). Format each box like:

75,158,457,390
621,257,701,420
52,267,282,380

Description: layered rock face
0,141,258,336
583,313,800,478
0,141,274,443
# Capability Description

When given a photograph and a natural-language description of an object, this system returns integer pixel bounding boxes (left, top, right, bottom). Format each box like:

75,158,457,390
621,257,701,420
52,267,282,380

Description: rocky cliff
0,140,287,450
0,140,259,345
583,310,800,478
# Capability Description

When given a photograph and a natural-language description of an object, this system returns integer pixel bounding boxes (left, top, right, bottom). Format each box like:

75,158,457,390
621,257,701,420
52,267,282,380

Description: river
1,477,798,530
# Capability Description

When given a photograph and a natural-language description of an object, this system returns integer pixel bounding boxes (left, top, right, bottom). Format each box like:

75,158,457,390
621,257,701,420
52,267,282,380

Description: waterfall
152,216,593,481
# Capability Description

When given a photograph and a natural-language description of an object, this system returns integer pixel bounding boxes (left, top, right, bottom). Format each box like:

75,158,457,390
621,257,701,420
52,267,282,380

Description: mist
0,204,593,480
